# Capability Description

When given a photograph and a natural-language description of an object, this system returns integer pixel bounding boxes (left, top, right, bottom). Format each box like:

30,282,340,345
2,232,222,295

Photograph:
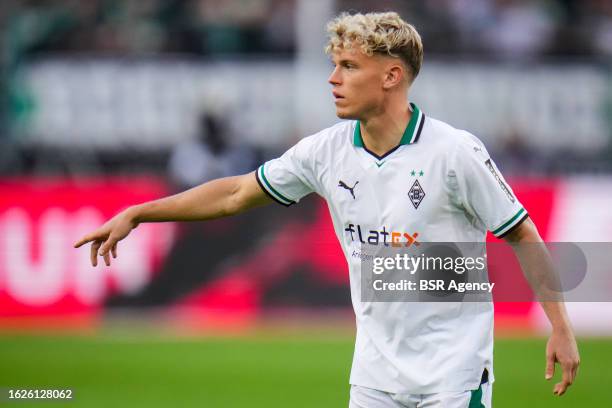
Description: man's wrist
541,301,572,333
551,322,574,336
126,205,144,226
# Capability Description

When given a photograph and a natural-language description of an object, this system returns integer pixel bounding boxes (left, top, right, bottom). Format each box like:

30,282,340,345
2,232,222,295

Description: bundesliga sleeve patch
484,159,515,203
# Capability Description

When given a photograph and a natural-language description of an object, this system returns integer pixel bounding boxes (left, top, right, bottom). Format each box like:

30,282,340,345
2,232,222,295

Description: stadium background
0,0,611,406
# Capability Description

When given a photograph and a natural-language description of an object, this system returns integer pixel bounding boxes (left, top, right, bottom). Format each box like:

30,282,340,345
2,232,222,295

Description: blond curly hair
325,12,423,81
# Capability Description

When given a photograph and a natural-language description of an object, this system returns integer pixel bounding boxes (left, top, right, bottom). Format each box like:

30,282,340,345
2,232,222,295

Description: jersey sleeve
255,135,320,206
448,132,528,238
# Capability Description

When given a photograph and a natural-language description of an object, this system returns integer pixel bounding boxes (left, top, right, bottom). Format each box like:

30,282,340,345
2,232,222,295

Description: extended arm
503,217,580,396
74,172,272,266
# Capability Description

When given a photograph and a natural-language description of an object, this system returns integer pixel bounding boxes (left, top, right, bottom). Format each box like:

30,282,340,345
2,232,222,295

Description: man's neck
360,100,411,157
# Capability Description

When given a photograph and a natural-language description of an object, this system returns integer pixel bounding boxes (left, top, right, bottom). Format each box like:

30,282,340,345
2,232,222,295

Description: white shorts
349,381,492,408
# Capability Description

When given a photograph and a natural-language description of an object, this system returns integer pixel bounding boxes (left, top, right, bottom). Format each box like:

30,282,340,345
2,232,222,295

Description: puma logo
338,180,359,199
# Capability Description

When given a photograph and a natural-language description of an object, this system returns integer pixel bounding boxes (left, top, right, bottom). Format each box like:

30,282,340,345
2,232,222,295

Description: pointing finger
75,233,95,248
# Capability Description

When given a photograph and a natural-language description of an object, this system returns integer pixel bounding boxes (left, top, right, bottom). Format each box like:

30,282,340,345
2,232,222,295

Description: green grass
0,333,609,407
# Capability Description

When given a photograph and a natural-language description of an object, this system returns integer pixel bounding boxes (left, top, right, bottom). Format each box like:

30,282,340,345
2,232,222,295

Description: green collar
353,102,423,147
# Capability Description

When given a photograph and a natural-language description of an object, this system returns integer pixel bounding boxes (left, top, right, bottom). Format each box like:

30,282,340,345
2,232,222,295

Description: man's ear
382,63,405,89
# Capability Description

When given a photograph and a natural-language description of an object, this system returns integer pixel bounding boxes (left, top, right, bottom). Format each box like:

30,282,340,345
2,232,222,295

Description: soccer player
75,12,579,407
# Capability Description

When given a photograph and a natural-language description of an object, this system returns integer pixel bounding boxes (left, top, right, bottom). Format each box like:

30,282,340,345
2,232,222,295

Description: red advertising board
0,177,173,318
0,176,567,333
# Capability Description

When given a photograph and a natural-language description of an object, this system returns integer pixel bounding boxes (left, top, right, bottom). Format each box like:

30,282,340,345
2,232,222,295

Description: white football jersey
256,103,527,393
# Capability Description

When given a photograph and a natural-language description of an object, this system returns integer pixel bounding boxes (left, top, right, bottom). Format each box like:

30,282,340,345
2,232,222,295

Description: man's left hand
545,328,580,396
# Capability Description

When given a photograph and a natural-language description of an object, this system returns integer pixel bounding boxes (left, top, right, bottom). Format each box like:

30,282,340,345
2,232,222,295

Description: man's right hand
74,207,139,267
73,172,272,267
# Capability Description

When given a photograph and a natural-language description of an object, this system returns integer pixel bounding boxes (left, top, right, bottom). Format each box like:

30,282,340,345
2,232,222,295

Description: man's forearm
129,176,245,224
73,172,271,265
505,218,579,395
505,218,573,331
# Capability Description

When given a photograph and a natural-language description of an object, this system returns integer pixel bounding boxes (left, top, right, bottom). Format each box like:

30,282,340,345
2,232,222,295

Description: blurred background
0,0,611,407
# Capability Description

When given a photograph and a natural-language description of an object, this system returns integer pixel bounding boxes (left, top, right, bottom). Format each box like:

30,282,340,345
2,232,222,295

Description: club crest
408,179,425,209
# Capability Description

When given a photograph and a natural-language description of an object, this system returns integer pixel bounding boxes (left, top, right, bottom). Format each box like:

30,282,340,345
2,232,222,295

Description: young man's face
328,47,398,120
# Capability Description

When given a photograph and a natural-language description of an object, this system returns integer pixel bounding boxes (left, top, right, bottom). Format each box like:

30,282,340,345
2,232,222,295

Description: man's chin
335,109,358,120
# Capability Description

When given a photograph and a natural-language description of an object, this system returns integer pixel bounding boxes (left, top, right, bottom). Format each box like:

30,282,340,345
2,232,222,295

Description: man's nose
328,67,341,85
